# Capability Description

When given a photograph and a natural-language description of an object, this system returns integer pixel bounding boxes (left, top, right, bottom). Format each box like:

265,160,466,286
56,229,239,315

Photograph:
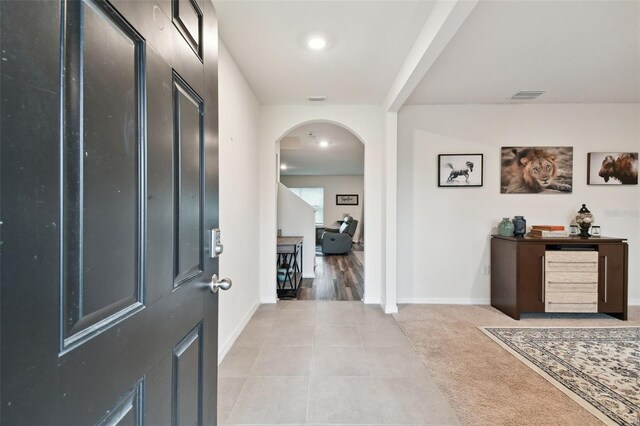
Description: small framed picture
438,154,483,187
587,152,638,185
336,194,358,205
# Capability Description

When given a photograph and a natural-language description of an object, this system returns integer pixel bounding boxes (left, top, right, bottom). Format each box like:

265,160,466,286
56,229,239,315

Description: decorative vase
576,204,593,237
497,218,515,237
512,216,526,237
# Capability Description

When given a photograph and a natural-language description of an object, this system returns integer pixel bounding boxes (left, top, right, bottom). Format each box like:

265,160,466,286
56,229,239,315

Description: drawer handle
541,255,545,303
604,255,608,303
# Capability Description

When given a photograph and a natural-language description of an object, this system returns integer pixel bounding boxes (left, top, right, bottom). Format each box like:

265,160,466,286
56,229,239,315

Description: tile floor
218,300,460,425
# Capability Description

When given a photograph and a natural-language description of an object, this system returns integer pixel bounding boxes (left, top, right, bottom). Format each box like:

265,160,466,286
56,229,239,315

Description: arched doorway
256,106,388,310
277,122,365,300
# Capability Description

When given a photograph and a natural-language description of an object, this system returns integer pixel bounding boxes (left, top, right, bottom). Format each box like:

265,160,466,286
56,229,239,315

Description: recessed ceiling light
307,37,326,50
280,164,288,170
319,140,329,148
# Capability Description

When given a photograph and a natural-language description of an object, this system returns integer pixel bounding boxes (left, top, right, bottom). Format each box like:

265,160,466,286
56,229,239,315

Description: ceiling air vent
511,90,546,100
307,96,327,102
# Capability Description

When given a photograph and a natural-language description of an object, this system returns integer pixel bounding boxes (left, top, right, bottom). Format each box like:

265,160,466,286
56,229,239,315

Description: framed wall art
336,194,359,205
500,147,573,193
438,154,483,187
587,152,638,185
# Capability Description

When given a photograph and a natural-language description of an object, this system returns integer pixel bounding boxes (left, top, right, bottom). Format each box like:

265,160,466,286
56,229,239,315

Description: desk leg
298,244,303,287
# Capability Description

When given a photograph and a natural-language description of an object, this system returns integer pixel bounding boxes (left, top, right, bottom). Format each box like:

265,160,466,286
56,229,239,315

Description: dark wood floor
297,244,364,301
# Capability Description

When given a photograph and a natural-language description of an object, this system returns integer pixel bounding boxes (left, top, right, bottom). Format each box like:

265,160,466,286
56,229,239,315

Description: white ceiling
214,0,436,104
407,0,640,105
215,1,640,107
279,122,364,175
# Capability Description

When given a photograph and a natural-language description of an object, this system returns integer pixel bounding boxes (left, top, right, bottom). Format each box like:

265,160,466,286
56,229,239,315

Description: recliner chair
320,216,358,254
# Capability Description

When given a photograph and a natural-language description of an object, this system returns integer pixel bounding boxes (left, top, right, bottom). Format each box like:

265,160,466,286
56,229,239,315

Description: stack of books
529,225,567,237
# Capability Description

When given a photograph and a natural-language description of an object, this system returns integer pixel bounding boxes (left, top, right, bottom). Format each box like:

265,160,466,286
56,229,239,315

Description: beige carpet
393,305,640,426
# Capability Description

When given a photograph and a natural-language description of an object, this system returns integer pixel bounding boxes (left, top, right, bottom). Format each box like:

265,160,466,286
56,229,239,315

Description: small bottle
512,216,527,237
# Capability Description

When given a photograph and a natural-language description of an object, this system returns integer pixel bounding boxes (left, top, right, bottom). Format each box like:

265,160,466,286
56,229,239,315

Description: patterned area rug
481,327,640,426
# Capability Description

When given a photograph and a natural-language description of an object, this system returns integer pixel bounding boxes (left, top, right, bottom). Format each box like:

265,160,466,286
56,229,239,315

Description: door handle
209,274,232,293
603,255,608,303
541,255,545,303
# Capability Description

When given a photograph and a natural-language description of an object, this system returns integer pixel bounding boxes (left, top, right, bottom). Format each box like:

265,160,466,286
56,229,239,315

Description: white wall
398,104,640,305
277,183,316,278
218,42,261,359
280,175,365,242
259,106,386,306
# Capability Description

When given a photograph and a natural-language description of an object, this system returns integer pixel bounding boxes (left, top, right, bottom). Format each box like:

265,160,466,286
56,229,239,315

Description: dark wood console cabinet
491,236,628,320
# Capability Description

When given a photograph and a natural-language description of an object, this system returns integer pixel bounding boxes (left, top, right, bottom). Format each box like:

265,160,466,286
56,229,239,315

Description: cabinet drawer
545,302,598,313
546,282,598,293
546,292,597,304
545,251,598,272
546,271,597,284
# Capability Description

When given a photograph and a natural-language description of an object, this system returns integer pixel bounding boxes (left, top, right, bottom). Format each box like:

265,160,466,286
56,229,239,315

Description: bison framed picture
588,152,638,185
438,154,483,187
500,147,573,193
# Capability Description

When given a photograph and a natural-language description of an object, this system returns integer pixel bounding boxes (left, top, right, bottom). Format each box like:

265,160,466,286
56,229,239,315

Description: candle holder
575,204,594,237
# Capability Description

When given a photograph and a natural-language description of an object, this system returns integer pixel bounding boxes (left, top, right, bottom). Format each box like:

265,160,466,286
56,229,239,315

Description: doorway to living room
277,122,365,300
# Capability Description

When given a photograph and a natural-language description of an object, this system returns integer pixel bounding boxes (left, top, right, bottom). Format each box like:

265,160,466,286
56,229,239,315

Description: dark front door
1,0,220,424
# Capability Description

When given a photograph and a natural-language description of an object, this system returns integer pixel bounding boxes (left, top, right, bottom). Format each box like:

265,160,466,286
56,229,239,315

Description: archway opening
275,121,366,301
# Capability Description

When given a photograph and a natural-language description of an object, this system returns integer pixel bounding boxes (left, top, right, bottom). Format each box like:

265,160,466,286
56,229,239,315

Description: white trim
384,304,399,314
397,298,639,307
363,296,381,305
303,272,316,279
396,297,491,305
218,301,260,363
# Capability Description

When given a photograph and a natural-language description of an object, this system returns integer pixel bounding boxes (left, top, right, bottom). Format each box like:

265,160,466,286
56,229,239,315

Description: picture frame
500,147,573,194
336,194,359,205
438,154,483,187
587,152,638,185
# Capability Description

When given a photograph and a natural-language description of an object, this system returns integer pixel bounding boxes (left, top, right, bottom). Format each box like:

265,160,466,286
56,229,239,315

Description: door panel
81,0,140,316
174,75,204,285
97,381,144,426
517,244,545,313
173,323,204,426
62,0,145,349
1,0,220,424
173,0,203,58
598,244,625,313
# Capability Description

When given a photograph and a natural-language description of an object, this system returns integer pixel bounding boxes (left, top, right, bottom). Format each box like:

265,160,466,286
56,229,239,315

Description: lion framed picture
437,154,483,187
587,152,638,185
500,147,573,194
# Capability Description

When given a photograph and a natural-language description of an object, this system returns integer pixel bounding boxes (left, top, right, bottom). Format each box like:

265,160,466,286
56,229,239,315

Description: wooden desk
277,236,303,299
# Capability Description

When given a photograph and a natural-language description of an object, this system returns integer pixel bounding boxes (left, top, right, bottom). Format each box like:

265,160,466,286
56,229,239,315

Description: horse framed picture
438,154,483,187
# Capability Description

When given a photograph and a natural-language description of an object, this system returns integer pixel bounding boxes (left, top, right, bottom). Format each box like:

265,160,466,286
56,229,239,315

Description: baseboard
363,296,380,305
397,298,638,306
396,297,491,305
260,296,278,304
303,272,316,279
218,301,260,363
384,303,398,314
